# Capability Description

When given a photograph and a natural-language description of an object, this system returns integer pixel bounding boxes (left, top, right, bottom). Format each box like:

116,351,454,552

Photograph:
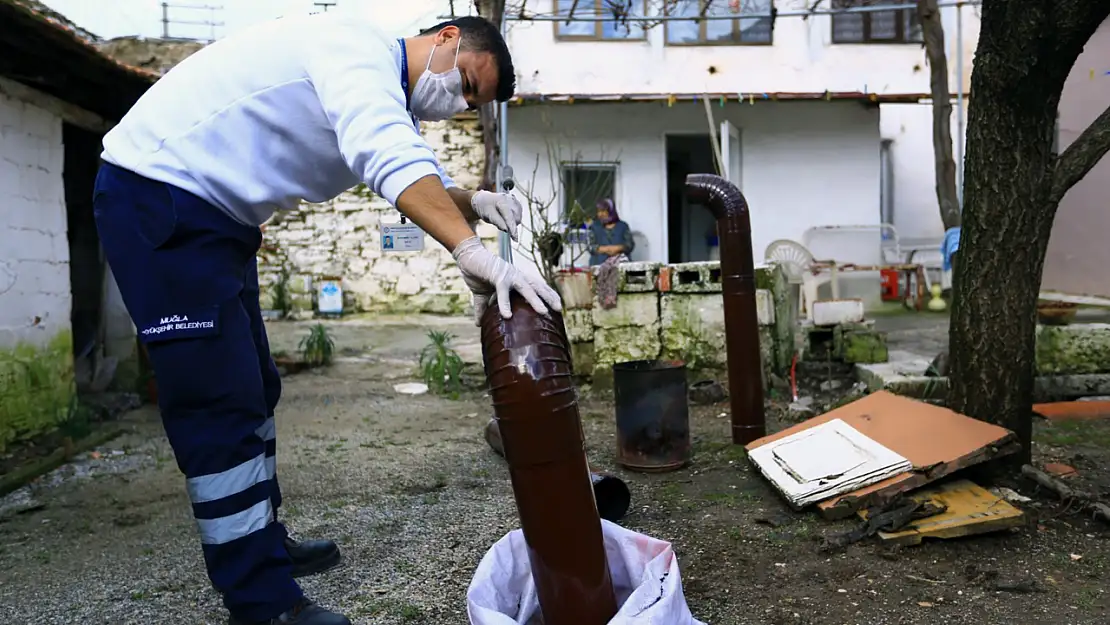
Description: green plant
272,267,292,318
299,323,335,367
419,330,464,398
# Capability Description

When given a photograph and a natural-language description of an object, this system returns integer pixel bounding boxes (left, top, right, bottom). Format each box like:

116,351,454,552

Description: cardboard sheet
745,391,1019,519
857,479,1024,546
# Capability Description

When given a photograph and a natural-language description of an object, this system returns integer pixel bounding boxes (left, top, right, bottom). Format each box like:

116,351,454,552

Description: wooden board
857,479,1024,547
745,391,1020,519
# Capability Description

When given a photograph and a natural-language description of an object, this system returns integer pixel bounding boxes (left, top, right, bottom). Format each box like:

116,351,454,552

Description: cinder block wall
563,261,797,390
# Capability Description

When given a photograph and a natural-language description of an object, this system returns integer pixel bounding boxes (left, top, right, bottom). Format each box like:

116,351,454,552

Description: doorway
665,134,718,263
63,123,106,388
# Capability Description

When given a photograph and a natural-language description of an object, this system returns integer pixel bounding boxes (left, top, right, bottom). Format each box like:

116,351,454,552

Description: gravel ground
1,315,1109,624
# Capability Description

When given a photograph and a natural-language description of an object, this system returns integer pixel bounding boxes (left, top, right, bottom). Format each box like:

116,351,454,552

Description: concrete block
615,261,660,293
837,328,889,364
660,293,726,370
594,324,661,367
756,289,775,326
812,299,865,327
555,271,594,310
570,341,595,376
563,308,593,344
857,358,1110,404
757,262,798,377
666,261,722,293
1036,323,1110,375
855,360,948,401
592,293,659,329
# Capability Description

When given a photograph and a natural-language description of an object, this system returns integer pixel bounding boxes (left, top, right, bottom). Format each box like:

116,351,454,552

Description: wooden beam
0,76,113,133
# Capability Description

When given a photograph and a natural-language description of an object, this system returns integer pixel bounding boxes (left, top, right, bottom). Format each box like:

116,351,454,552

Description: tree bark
478,104,499,192
916,0,960,230
948,0,1110,468
476,0,507,192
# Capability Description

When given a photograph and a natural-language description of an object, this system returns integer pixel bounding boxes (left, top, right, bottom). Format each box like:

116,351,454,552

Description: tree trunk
916,0,960,230
948,0,1110,468
476,0,507,192
478,104,499,191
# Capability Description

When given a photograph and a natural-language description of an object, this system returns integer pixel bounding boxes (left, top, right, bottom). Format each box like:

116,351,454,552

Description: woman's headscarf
596,198,619,225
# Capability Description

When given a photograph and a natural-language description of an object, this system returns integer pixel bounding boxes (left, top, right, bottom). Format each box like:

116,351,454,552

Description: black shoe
229,598,351,624
286,537,342,578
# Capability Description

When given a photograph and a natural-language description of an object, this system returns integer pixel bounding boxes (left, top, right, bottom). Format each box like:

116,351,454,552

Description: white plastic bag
466,519,706,625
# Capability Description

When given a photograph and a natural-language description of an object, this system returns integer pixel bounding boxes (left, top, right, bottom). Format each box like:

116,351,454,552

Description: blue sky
37,0,463,41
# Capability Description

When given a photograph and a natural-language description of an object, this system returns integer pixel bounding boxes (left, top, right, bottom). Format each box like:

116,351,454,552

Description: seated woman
588,198,635,266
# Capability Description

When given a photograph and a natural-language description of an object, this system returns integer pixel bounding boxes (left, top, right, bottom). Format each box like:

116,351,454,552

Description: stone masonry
257,114,496,316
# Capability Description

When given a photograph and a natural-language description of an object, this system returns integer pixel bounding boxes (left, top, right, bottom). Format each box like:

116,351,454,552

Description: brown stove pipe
684,173,766,445
479,292,618,625
483,418,632,523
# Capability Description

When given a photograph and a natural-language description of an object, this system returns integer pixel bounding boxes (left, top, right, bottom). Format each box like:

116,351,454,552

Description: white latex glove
470,191,523,241
452,236,562,325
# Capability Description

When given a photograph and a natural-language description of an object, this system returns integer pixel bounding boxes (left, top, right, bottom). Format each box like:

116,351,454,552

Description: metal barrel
612,359,692,472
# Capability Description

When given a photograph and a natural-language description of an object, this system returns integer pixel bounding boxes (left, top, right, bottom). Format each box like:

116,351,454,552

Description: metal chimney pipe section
483,418,632,523
684,173,766,445
479,292,618,625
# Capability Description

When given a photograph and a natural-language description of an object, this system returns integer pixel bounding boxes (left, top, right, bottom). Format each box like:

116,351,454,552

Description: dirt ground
1,314,1109,624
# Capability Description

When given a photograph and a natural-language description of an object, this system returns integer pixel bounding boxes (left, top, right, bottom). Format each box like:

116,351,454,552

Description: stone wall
0,86,75,451
257,114,495,316
561,261,797,390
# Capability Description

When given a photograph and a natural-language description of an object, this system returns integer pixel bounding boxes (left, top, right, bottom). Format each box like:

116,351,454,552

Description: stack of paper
748,418,912,508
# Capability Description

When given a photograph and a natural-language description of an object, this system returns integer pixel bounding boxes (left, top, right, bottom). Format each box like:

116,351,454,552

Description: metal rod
955,2,965,209
498,9,513,262
439,1,981,24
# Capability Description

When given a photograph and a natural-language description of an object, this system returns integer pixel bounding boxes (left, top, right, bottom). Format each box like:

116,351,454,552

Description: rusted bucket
613,360,691,472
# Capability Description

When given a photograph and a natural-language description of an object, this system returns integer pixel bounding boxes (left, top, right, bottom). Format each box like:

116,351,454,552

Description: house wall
0,86,75,451
506,3,980,97
1041,17,1110,301
505,3,982,260
256,116,495,316
507,100,883,302
880,102,967,242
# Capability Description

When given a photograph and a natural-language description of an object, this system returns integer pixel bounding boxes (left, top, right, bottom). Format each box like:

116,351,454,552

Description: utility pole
313,1,337,11
160,2,225,41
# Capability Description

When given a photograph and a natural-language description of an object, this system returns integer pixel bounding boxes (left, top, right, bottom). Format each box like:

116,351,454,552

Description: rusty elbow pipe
480,292,618,625
684,173,766,445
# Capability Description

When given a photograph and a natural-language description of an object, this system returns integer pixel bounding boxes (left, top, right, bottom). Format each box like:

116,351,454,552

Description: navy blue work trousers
92,162,302,622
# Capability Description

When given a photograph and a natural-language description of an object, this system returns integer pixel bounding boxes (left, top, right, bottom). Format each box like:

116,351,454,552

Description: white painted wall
507,3,980,97
507,100,882,273
880,102,967,242
0,88,71,349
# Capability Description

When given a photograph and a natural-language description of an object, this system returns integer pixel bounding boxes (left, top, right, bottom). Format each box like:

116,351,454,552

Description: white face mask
411,37,469,122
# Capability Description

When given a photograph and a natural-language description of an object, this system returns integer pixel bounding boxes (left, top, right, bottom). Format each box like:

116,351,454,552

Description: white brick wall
0,88,71,349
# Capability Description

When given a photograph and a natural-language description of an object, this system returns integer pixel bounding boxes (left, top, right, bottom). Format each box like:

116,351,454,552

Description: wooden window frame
830,0,923,44
553,0,650,42
663,0,775,47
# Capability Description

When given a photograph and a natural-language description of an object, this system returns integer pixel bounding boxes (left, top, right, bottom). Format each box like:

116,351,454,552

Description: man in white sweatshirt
92,10,559,625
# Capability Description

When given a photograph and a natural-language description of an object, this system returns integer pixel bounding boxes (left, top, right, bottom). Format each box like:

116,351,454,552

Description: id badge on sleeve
380,216,425,252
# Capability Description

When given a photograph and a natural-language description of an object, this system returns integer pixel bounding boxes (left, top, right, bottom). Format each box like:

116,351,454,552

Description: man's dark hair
420,16,516,102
